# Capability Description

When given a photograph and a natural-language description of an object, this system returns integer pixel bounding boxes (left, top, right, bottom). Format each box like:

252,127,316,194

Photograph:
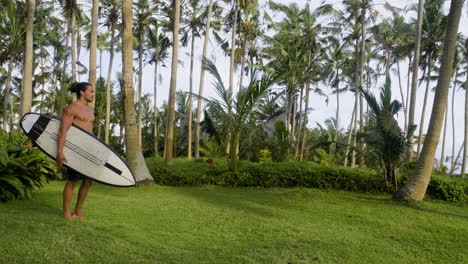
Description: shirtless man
56,82,95,220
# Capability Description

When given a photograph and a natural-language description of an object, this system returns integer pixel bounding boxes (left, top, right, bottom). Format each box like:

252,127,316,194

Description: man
57,82,95,220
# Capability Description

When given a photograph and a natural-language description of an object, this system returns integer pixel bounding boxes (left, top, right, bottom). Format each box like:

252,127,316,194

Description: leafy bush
146,158,468,203
0,130,59,202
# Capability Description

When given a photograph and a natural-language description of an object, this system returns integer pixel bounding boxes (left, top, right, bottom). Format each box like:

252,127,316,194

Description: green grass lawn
0,181,467,264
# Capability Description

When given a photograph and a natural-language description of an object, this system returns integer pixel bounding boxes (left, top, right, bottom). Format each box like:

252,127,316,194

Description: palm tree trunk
449,143,464,176
71,9,77,84
58,27,70,115
295,85,304,159
105,27,116,144
291,94,297,144
440,102,448,169
122,0,153,183
229,0,239,96
344,99,357,167
395,0,464,201
334,86,340,152
195,0,215,159
407,0,425,162
406,55,412,133
299,83,310,161
138,29,145,146
153,63,159,157
397,60,407,131
2,56,14,131
239,39,246,90
450,71,458,175
358,3,366,168
351,94,359,168
88,0,99,108
187,34,195,159
416,54,432,158
462,40,468,177
20,0,35,117
165,0,181,164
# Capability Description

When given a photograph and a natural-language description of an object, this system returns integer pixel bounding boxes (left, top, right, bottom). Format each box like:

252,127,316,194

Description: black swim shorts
67,167,85,181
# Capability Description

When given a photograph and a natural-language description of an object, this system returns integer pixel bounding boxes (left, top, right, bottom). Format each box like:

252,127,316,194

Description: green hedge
146,158,468,203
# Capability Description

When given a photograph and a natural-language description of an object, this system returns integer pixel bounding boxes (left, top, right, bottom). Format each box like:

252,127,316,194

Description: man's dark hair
69,82,91,98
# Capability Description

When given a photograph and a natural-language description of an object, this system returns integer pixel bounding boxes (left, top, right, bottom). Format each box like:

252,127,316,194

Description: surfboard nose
21,113,40,133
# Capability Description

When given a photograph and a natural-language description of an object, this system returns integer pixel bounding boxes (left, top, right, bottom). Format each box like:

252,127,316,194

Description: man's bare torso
68,102,95,133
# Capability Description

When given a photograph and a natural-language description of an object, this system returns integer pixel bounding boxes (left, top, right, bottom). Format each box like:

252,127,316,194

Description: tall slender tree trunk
397,60,407,130
58,27,70,115
89,0,98,108
334,86,340,151
344,99,357,167
195,0,215,159
450,71,458,175
153,63,159,157
187,34,195,159
299,83,310,161
105,27,116,144
295,85,304,159
229,0,239,96
226,0,239,155
406,55,412,133
239,38,246,90
449,143,464,176
20,0,35,117
351,93,359,168
416,54,432,157
291,94,297,144
165,0,181,164
408,0,425,161
461,39,468,178
440,102,448,169
2,56,14,131
358,3,366,167
122,0,153,183
71,9,77,84
395,0,464,201
138,29,145,146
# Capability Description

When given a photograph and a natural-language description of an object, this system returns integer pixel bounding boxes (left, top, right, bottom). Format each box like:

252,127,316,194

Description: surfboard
20,112,136,187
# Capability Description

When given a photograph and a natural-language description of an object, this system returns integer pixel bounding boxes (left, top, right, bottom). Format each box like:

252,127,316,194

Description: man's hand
56,151,67,166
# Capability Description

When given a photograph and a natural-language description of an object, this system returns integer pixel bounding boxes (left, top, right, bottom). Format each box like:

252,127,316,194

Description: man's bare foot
73,208,84,219
64,213,78,220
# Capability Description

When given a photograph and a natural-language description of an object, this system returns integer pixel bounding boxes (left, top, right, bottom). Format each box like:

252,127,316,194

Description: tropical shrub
0,130,59,202
146,158,468,203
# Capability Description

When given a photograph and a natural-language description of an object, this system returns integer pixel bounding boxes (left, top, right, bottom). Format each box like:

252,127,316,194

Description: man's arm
56,106,75,165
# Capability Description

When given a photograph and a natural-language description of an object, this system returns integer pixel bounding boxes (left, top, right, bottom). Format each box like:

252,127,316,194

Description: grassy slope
0,181,467,264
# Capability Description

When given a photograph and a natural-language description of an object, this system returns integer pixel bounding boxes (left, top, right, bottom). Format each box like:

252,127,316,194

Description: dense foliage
0,130,58,202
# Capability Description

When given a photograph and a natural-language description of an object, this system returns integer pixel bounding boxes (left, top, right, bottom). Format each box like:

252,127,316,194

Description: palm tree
194,0,216,159
165,0,181,164
88,0,99,108
102,0,120,144
203,59,277,170
1,0,24,131
395,0,464,201
361,78,413,190
181,0,206,159
146,21,170,157
19,0,36,117
121,0,153,183
134,0,154,146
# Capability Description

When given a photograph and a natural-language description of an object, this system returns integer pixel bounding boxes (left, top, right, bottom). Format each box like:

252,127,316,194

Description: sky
66,0,468,169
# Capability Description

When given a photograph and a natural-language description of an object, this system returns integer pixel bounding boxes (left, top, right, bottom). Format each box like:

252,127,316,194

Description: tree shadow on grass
172,186,326,219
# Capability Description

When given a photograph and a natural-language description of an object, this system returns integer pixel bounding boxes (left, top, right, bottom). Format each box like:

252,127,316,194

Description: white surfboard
20,112,136,187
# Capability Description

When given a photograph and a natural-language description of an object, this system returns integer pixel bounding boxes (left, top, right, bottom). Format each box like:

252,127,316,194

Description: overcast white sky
71,0,468,168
